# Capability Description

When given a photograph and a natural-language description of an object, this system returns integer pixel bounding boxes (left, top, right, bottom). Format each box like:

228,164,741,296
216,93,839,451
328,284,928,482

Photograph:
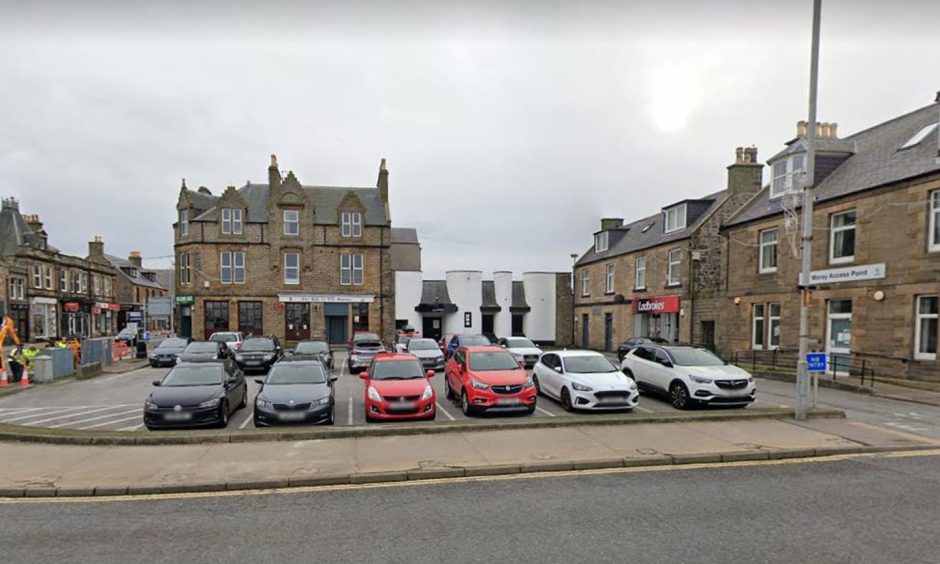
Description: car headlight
198,398,221,408
145,400,159,410
523,377,534,388
263,354,274,360
624,378,638,390
470,379,489,390
748,377,755,384
311,397,331,408
148,353,157,359
175,357,181,364
256,397,273,409
421,384,433,400
368,386,382,402
571,382,593,392
690,375,713,384
235,354,244,361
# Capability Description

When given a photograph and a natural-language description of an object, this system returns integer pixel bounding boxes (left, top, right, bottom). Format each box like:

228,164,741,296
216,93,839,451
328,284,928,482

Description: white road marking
435,402,455,420
0,406,51,413
239,411,253,429
79,414,144,430
51,408,141,428
347,397,354,425
635,406,653,413
534,406,556,417
1,405,120,424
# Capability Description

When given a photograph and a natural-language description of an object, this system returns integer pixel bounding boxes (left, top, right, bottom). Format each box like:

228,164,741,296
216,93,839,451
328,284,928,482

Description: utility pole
796,0,822,420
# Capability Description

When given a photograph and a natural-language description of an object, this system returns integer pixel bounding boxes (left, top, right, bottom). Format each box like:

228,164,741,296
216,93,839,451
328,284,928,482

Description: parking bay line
79,414,144,430
435,402,455,420
239,411,254,429
1,405,126,425
118,423,145,431
53,408,142,429
534,406,556,417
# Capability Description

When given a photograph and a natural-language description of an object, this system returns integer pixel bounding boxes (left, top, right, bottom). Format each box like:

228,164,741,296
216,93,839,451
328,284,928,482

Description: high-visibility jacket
21,348,39,370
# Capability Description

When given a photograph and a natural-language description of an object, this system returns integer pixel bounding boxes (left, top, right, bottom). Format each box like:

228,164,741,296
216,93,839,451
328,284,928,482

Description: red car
444,345,536,416
360,352,436,422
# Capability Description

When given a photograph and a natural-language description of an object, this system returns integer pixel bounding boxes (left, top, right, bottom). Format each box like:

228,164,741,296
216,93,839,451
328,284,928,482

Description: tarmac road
3,451,938,564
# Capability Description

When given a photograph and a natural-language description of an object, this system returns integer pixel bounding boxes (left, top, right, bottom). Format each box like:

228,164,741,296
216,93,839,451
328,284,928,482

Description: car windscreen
563,355,618,374
162,365,223,386
371,360,425,380
461,335,492,346
158,338,188,349
185,342,218,353
668,348,725,367
266,364,326,384
353,333,381,342
396,335,411,344
469,351,520,371
408,339,438,351
505,338,536,348
295,342,329,354
209,334,237,342
242,338,275,352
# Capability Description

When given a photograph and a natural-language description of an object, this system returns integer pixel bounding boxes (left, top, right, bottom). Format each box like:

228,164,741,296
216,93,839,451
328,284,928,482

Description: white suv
620,344,755,409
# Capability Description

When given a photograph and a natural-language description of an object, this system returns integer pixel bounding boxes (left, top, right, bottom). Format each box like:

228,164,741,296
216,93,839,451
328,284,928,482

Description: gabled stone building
573,148,762,351
86,241,169,332
173,155,402,344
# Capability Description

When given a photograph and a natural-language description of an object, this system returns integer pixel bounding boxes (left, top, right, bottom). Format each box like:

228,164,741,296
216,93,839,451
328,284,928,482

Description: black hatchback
253,360,337,427
235,336,283,373
144,361,248,429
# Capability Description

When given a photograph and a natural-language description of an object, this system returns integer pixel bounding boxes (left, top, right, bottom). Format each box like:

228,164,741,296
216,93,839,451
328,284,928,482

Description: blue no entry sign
806,353,828,372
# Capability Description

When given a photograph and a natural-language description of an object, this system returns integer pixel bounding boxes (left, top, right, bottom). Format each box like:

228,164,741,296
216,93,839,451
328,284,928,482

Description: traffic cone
0,370,8,388
19,366,30,388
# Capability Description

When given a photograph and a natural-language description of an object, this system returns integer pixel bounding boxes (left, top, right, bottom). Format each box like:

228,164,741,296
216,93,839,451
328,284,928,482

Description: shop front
60,300,92,339
278,293,375,344
30,297,58,340
176,295,194,339
93,302,119,337
633,295,681,343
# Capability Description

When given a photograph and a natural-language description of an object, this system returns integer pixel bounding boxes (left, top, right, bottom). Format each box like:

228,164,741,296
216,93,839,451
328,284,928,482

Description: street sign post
806,353,827,373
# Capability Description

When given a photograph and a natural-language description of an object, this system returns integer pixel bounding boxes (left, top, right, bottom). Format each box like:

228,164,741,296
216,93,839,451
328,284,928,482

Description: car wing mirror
553,366,563,373
359,371,369,380
151,380,161,386
254,379,265,386
426,370,435,378
329,376,339,384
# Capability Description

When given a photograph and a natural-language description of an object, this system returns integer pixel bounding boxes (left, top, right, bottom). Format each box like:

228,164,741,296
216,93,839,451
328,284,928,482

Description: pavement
0,415,936,497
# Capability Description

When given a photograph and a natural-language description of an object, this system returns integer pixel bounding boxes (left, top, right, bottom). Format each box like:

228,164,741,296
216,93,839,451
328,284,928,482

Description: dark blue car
445,334,492,358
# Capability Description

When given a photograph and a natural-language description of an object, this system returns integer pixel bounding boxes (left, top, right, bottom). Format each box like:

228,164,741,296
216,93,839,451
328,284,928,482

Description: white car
209,331,244,352
532,350,639,411
497,337,543,368
405,337,446,372
620,344,756,409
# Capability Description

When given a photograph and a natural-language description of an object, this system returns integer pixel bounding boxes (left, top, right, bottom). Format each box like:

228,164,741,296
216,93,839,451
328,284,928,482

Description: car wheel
560,387,574,412
460,390,474,417
238,389,248,409
218,401,230,428
325,407,335,425
670,381,692,410
427,410,436,421
444,378,454,400
532,375,542,396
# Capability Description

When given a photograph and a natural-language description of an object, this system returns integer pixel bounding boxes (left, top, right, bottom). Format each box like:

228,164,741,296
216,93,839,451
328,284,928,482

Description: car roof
174,360,225,367
372,352,418,362
552,349,605,358
276,358,325,366
462,345,506,353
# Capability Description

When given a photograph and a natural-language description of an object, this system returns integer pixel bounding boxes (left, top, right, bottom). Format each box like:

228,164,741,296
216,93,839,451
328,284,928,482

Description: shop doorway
512,314,525,337
324,303,348,344
179,306,192,339
604,313,613,352
422,316,442,342
481,314,494,336
285,303,311,341
581,314,589,347
826,300,853,374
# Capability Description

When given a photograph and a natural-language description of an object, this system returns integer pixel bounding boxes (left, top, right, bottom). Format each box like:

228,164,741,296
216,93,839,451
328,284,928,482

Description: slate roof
104,254,167,290
152,270,175,293
511,281,530,311
481,281,500,311
0,201,42,256
189,182,389,226
391,227,419,244
727,102,940,228
576,191,727,266
420,280,454,306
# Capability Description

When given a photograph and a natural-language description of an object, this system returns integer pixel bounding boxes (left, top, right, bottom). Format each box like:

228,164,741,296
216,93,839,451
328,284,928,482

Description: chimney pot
270,154,278,169
829,123,838,138
797,120,808,137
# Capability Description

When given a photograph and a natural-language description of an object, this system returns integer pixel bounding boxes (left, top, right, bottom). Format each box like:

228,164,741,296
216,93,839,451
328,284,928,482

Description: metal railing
725,348,905,388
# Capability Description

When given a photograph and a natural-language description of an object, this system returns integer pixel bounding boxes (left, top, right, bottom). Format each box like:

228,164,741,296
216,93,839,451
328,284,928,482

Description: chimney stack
268,153,282,191
727,146,763,195
128,251,143,268
600,218,624,231
1,198,18,211
88,236,104,259
377,158,389,203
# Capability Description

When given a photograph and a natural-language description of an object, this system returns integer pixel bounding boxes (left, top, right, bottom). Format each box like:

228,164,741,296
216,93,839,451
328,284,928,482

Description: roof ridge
842,101,939,141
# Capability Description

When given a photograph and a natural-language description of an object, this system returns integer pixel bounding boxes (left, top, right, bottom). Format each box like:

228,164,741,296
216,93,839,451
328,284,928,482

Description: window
70,270,81,293
752,304,766,350
339,254,364,285
635,256,646,290
829,210,856,264
605,264,615,294
179,252,191,285
221,208,231,234
44,266,53,290
342,211,362,237
283,209,299,236
232,209,243,234
901,122,938,150
581,271,590,297
32,264,42,288
79,272,87,293
284,252,300,285
929,191,940,253
759,229,779,273
666,248,682,286
594,232,609,253
221,208,243,235
770,154,806,199
180,209,189,236
60,269,67,292
238,301,264,337
233,252,245,284
353,254,364,285
768,303,781,349
8,278,25,300
664,205,687,233
104,277,112,297
93,275,101,296
220,252,232,284
915,295,938,361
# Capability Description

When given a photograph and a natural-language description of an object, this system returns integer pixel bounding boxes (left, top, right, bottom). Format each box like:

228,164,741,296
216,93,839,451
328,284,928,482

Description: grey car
405,338,446,372
148,337,191,367
177,341,231,363
293,340,334,370
253,360,337,426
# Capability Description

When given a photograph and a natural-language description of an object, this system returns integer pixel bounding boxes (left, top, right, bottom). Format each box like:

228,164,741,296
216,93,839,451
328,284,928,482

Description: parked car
616,336,668,362
405,337,446,372
348,332,385,372
234,336,283,373
620,344,756,409
394,334,413,353
293,340,333,370
359,352,436,422
209,331,244,352
178,341,231,363
148,337,191,368
443,345,536,416
116,323,140,347
445,334,492,359
144,360,247,429
497,336,543,368
438,332,458,355
253,359,337,426
533,350,639,411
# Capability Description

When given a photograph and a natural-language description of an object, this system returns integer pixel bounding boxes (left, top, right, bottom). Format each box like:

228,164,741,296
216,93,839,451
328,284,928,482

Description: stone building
573,148,763,351
87,241,169,332
721,96,940,381
173,155,404,344
0,199,118,340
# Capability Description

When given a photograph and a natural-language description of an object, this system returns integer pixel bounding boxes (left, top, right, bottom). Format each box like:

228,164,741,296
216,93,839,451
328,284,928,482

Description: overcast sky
2,0,938,278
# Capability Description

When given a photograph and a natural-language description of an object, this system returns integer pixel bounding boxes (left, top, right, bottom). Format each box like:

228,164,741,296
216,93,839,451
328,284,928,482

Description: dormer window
342,211,362,238
900,122,938,150
770,154,805,199
663,205,687,234
221,208,243,235
594,231,609,253
180,209,189,236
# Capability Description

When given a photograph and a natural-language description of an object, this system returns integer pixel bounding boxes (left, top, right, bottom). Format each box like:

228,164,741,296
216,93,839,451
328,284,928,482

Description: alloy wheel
561,388,573,411
461,390,472,416
670,383,689,409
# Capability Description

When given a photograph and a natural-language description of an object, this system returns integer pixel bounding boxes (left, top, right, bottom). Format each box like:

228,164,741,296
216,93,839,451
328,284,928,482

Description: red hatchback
360,352,436,422
444,345,536,416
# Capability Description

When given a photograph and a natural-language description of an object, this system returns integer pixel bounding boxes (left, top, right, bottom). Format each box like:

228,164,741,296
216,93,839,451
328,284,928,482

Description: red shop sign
633,295,681,315
93,307,102,315
109,304,121,312
63,302,80,312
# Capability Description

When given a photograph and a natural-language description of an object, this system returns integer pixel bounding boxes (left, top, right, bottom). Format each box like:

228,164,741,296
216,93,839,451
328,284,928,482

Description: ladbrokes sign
633,295,681,314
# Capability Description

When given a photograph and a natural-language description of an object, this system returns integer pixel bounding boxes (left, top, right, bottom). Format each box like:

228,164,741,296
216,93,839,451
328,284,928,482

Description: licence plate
246,361,261,366
278,412,306,421
389,402,415,410
496,399,522,406
164,412,192,421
